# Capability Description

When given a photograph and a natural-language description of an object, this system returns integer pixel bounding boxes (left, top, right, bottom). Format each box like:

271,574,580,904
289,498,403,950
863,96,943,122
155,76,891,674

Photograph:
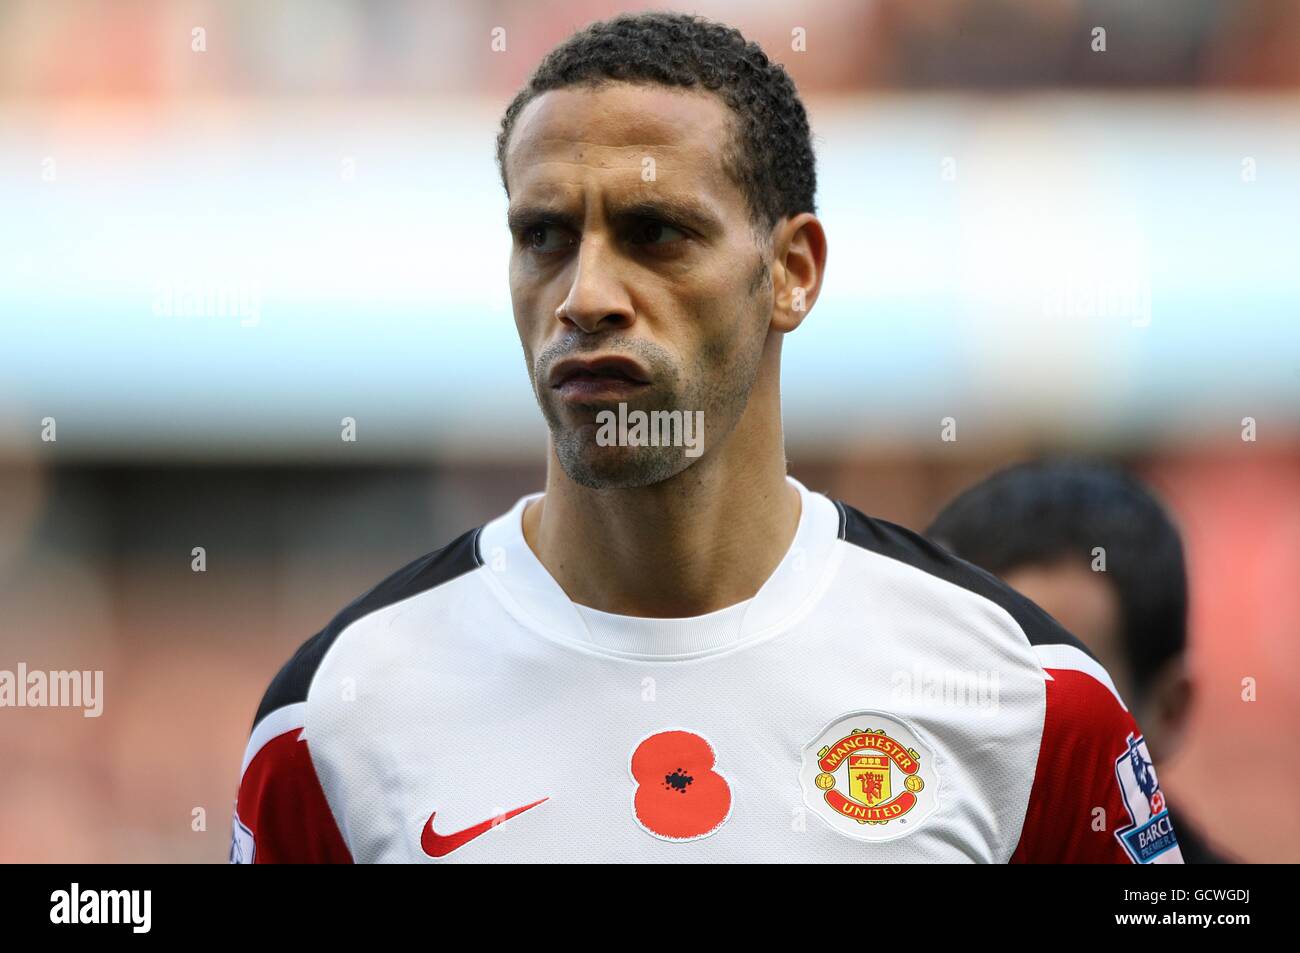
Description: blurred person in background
927,459,1236,863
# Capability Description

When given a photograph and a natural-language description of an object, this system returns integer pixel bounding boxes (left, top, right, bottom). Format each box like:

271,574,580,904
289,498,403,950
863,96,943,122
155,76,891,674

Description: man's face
503,82,775,489
1001,560,1133,700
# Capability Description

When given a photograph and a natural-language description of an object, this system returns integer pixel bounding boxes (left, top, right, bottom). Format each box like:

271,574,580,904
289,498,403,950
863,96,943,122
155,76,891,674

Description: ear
1142,654,1194,763
769,212,827,334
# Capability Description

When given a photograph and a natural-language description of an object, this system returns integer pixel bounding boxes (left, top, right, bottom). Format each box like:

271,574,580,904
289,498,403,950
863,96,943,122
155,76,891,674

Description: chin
555,437,695,490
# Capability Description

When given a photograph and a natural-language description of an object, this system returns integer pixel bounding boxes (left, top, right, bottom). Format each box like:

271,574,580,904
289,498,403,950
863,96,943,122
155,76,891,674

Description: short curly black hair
495,11,817,240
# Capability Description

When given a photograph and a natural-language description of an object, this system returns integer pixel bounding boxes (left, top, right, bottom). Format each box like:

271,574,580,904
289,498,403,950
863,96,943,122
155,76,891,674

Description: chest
308,623,1046,863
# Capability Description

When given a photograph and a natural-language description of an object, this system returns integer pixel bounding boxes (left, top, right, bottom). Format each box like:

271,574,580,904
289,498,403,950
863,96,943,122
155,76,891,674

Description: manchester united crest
799,710,940,841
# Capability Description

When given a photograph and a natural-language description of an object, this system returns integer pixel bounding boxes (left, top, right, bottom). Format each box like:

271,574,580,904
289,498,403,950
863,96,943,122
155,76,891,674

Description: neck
522,366,800,618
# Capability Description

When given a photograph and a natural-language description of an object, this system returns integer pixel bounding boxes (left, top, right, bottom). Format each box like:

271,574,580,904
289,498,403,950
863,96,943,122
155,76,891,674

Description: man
232,12,1181,863
927,459,1233,863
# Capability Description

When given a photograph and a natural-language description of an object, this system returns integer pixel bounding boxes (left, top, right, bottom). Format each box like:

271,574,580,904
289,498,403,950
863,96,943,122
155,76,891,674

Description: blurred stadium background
1,0,1298,861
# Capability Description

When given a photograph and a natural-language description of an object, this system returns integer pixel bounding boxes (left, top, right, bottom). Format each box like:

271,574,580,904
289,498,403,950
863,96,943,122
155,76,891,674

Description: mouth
548,355,652,398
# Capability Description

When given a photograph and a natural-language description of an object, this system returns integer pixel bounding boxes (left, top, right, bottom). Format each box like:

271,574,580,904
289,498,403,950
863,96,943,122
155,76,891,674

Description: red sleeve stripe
236,725,353,863
1031,642,1129,712
239,701,307,780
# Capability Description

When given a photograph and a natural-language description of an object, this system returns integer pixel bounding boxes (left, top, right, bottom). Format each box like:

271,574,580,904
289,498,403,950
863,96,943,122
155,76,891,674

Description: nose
554,236,634,334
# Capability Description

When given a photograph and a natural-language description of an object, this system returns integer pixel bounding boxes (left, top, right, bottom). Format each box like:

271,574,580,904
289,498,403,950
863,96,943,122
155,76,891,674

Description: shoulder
831,502,1179,862
834,498,1101,669
231,526,483,863
251,524,484,731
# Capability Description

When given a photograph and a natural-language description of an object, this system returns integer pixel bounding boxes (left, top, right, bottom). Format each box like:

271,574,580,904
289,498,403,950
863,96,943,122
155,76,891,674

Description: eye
626,218,687,247
521,223,575,254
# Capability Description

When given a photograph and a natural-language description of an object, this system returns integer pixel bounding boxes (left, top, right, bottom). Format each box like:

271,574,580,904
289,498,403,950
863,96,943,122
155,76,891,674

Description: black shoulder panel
252,525,484,729
835,499,1097,661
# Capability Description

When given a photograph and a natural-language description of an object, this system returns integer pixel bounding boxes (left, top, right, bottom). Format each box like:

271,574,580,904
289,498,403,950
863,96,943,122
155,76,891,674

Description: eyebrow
506,195,724,236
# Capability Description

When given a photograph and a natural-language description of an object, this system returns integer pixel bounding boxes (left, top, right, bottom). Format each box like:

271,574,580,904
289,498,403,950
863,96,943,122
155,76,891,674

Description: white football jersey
233,477,1183,863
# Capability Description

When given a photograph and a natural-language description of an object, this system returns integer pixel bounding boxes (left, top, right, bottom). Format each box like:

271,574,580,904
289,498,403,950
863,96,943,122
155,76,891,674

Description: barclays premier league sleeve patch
1113,732,1179,863
229,809,256,864
799,710,940,842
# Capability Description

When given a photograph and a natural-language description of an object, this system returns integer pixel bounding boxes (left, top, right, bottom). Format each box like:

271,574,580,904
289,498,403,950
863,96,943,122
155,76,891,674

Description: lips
548,355,651,390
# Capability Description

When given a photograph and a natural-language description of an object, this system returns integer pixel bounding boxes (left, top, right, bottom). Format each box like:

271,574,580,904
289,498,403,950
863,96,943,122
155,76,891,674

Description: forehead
504,82,739,203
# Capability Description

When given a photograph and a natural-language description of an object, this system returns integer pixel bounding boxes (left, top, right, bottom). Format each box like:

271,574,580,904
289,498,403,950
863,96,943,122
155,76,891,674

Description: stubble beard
535,334,766,491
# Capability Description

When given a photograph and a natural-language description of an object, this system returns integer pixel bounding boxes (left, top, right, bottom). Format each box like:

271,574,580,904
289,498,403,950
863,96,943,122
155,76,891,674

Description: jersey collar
476,475,844,659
